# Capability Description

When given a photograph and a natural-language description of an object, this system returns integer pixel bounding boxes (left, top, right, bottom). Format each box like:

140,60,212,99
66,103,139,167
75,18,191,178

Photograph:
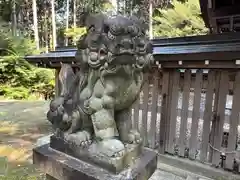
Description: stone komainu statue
47,13,154,158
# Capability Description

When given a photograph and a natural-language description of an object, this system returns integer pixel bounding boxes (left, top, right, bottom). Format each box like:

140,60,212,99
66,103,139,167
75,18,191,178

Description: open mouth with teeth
118,49,134,55
110,52,136,66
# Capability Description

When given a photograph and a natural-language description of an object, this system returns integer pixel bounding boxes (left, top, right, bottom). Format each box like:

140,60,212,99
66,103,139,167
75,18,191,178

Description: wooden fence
26,33,240,176
129,68,240,172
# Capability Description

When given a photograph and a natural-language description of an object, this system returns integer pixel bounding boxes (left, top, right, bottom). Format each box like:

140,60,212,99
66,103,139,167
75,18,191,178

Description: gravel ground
0,100,186,179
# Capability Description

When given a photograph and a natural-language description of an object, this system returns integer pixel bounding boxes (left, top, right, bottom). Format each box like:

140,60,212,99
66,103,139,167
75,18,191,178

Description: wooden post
166,70,180,154
225,71,240,170
149,70,160,149
159,70,171,154
208,71,221,163
55,69,60,97
212,71,229,166
189,70,203,160
179,69,191,157
200,70,215,162
141,73,150,146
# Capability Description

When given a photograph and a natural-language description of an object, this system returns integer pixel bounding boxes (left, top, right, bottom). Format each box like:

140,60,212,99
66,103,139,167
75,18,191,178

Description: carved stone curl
47,13,154,170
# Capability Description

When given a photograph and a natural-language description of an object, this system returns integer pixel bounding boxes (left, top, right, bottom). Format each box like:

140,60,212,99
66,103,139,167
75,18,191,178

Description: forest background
0,0,208,100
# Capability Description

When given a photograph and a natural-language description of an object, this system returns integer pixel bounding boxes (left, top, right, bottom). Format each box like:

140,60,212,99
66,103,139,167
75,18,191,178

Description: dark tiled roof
25,32,240,69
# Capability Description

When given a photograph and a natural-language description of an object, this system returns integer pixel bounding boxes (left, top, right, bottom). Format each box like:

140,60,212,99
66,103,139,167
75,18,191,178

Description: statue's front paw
47,97,65,124
65,130,92,148
47,107,64,125
50,97,65,112
98,139,125,158
58,112,72,131
127,130,142,144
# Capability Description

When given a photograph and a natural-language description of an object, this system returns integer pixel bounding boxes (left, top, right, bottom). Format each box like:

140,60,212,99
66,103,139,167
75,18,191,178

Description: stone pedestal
33,142,157,180
49,135,143,173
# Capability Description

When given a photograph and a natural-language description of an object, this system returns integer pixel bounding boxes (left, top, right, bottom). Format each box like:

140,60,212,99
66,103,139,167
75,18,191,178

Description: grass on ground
0,101,51,179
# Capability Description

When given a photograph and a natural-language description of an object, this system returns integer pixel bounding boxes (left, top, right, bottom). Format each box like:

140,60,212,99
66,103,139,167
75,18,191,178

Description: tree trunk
51,0,57,50
17,7,22,35
73,0,76,27
73,0,76,45
149,0,153,39
26,0,30,26
45,1,49,53
65,0,69,46
32,0,40,50
12,0,17,36
25,0,30,37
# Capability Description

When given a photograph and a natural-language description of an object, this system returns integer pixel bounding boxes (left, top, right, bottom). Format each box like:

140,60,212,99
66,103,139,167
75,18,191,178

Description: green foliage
31,68,55,99
0,22,54,100
102,2,114,11
76,0,109,13
0,59,55,99
65,27,87,44
0,85,30,99
0,0,209,100
153,0,209,37
0,56,33,86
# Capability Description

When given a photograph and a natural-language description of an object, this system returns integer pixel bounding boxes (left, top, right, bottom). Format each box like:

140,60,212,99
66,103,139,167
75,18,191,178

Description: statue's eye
108,31,115,40
110,24,123,36
128,26,138,36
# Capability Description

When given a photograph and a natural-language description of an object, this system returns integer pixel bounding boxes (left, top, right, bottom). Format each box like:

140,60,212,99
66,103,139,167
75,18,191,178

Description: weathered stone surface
33,144,157,180
50,135,142,173
186,176,198,180
32,13,155,180
46,175,58,180
35,134,52,147
149,170,184,180
46,13,154,163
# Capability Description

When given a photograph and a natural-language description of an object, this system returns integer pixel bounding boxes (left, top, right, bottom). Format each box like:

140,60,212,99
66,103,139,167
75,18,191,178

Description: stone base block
33,144,157,180
50,135,142,173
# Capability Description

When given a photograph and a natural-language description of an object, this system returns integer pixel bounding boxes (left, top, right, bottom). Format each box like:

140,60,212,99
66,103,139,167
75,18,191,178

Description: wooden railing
130,68,240,172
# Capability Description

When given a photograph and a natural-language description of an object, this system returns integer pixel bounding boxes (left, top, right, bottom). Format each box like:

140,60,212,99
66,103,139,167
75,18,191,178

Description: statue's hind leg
115,108,142,145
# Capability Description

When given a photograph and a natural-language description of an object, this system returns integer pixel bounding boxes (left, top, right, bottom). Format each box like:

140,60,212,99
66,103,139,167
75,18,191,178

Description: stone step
186,175,211,180
150,170,212,180
157,162,214,180
186,176,198,180
150,170,184,180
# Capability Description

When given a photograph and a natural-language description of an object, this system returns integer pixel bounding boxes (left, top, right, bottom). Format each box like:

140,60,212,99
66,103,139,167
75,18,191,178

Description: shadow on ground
0,101,52,178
